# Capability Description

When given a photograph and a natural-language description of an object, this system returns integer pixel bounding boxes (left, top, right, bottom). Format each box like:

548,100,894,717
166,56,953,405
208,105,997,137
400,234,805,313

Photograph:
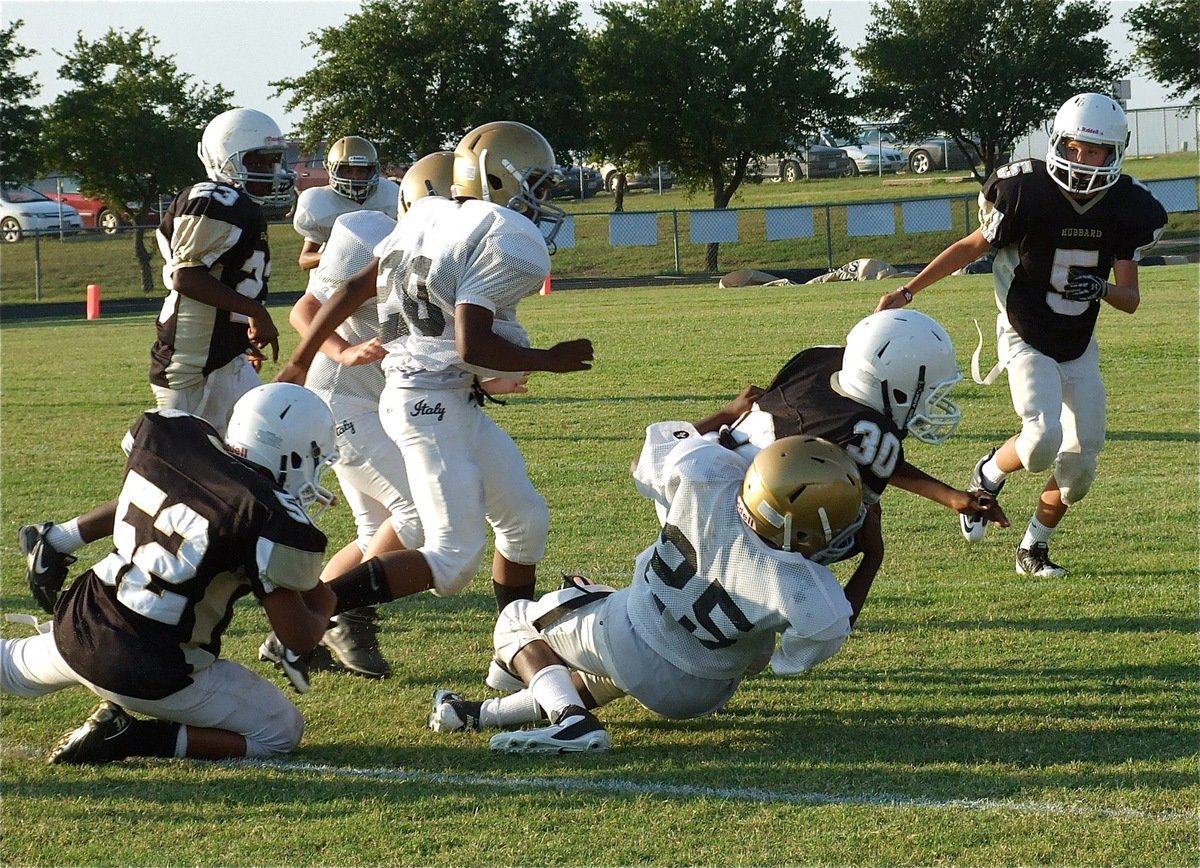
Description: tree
583,0,850,269
42,28,232,292
0,20,43,183
1125,0,1200,106
854,0,1123,182
272,0,588,163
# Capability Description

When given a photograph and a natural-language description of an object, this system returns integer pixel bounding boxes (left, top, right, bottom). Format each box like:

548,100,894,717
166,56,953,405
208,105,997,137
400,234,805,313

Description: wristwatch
899,287,913,302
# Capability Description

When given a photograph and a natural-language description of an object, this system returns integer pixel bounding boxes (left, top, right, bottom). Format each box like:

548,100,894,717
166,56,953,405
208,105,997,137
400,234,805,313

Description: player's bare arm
842,502,884,624
456,303,593,373
694,385,765,434
174,265,280,360
262,584,336,653
890,459,1010,527
290,292,385,367
297,239,322,271
876,229,992,312
276,260,379,383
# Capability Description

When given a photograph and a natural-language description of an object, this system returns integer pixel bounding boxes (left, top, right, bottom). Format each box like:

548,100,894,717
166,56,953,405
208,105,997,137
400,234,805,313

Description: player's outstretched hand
961,489,1010,528
338,337,386,367
545,338,594,372
274,362,309,385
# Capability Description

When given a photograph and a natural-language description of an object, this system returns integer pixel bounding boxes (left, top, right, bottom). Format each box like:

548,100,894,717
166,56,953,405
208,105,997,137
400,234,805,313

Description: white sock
980,456,1009,490
175,726,188,758
526,664,583,721
1021,517,1056,550
480,690,545,728
46,519,85,554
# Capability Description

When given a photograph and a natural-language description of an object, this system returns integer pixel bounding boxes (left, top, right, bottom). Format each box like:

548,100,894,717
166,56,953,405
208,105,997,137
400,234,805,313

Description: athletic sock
480,690,545,728
980,456,1009,491
328,557,393,611
46,519,85,554
127,718,182,759
1021,517,1056,550
493,579,535,612
526,664,583,722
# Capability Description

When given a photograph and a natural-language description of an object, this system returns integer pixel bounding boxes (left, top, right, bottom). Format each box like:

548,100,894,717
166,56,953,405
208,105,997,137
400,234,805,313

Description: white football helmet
326,135,381,203
452,121,565,244
834,309,962,445
738,435,865,565
198,108,296,207
225,383,338,517
400,151,455,213
1046,93,1128,195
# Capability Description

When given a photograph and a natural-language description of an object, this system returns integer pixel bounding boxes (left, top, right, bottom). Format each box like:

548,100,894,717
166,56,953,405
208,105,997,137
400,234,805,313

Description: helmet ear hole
486,173,504,191
891,387,909,406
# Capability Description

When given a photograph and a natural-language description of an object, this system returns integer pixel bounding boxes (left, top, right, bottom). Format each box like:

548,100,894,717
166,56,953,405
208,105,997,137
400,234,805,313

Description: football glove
1061,269,1108,302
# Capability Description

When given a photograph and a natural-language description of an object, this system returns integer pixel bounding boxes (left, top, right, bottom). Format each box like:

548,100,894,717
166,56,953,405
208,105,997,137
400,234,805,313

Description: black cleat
19,523,77,614
322,606,392,679
48,701,134,765
428,689,484,732
1016,542,1067,577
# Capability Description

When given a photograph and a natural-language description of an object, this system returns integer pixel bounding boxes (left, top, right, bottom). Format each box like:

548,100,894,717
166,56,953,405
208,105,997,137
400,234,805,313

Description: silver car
817,132,906,176
0,184,83,242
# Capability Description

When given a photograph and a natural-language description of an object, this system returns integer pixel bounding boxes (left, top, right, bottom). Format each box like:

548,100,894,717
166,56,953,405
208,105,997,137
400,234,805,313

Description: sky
5,0,1175,136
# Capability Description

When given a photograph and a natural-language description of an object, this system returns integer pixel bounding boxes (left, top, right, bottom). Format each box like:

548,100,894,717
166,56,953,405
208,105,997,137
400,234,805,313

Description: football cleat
48,701,133,765
259,631,332,693
486,657,524,693
959,449,1005,543
488,705,610,754
322,606,392,679
19,523,77,614
1016,542,1068,578
428,689,484,733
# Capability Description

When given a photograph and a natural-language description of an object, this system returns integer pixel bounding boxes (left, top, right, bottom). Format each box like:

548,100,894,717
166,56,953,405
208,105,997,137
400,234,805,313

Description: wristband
900,287,913,303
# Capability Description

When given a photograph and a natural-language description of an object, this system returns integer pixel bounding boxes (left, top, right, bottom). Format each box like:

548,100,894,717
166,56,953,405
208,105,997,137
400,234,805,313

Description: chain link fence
1011,104,1199,161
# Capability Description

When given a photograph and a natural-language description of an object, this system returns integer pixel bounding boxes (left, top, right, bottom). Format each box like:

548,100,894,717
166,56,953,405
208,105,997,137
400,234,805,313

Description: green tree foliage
42,28,232,291
0,20,43,183
583,0,849,269
1124,0,1200,105
854,0,1122,181
272,0,588,165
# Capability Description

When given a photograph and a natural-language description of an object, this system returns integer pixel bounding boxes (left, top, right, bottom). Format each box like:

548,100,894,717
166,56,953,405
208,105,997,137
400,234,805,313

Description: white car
817,132,906,176
1,184,83,242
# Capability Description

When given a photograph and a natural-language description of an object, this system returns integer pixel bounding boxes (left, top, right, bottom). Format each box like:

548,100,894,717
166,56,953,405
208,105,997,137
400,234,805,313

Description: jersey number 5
1048,248,1100,316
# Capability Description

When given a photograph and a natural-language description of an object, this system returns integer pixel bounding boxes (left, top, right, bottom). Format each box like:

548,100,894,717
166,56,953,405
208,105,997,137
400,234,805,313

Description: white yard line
241,757,1192,822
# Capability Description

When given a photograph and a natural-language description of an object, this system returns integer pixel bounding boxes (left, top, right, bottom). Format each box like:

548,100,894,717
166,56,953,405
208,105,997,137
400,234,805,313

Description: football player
274,122,592,635
1,384,338,765
293,135,400,276
151,108,295,436
876,93,1168,577
427,430,865,753
693,308,1009,619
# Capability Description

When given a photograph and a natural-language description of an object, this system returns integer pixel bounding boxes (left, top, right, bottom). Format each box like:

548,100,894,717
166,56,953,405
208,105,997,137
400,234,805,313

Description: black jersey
755,346,905,503
980,159,1167,362
150,182,271,390
54,411,325,700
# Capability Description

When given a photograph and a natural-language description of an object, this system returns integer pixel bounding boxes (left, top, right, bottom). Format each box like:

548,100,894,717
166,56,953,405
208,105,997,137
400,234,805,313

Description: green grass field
1,267,1196,865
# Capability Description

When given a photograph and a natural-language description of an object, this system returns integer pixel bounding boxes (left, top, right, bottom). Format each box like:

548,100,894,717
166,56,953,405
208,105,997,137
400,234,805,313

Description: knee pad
1056,452,1098,505
244,703,305,758
1017,416,1062,473
492,493,549,567
493,599,541,670
425,539,487,597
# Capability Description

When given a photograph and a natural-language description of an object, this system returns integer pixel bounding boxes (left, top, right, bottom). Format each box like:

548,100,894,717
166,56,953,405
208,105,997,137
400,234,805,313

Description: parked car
817,131,906,176
32,175,164,233
597,162,674,192
758,142,855,181
0,183,83,242
285,140,329,192
859,129,982,174
550,165,603,199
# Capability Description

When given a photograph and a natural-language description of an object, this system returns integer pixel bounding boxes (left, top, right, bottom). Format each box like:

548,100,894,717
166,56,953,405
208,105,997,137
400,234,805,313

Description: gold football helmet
737,436,865,564
325,135,381,203
452,120,565,243
400,151,455,213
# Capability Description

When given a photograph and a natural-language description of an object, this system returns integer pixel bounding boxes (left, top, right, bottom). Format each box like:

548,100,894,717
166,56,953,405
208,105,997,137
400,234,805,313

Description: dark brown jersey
150,182,271,390
54,411,325,700
755,346,905,503
980,160,1167,362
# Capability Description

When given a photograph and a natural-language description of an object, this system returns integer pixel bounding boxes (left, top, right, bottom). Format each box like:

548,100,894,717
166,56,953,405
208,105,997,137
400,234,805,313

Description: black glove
1061,269,1108,302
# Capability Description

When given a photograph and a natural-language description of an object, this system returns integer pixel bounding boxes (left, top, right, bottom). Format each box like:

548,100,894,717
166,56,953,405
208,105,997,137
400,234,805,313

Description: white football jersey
304,210,396,411
293,179,400,292
625,422,853,681
372,196,548,387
